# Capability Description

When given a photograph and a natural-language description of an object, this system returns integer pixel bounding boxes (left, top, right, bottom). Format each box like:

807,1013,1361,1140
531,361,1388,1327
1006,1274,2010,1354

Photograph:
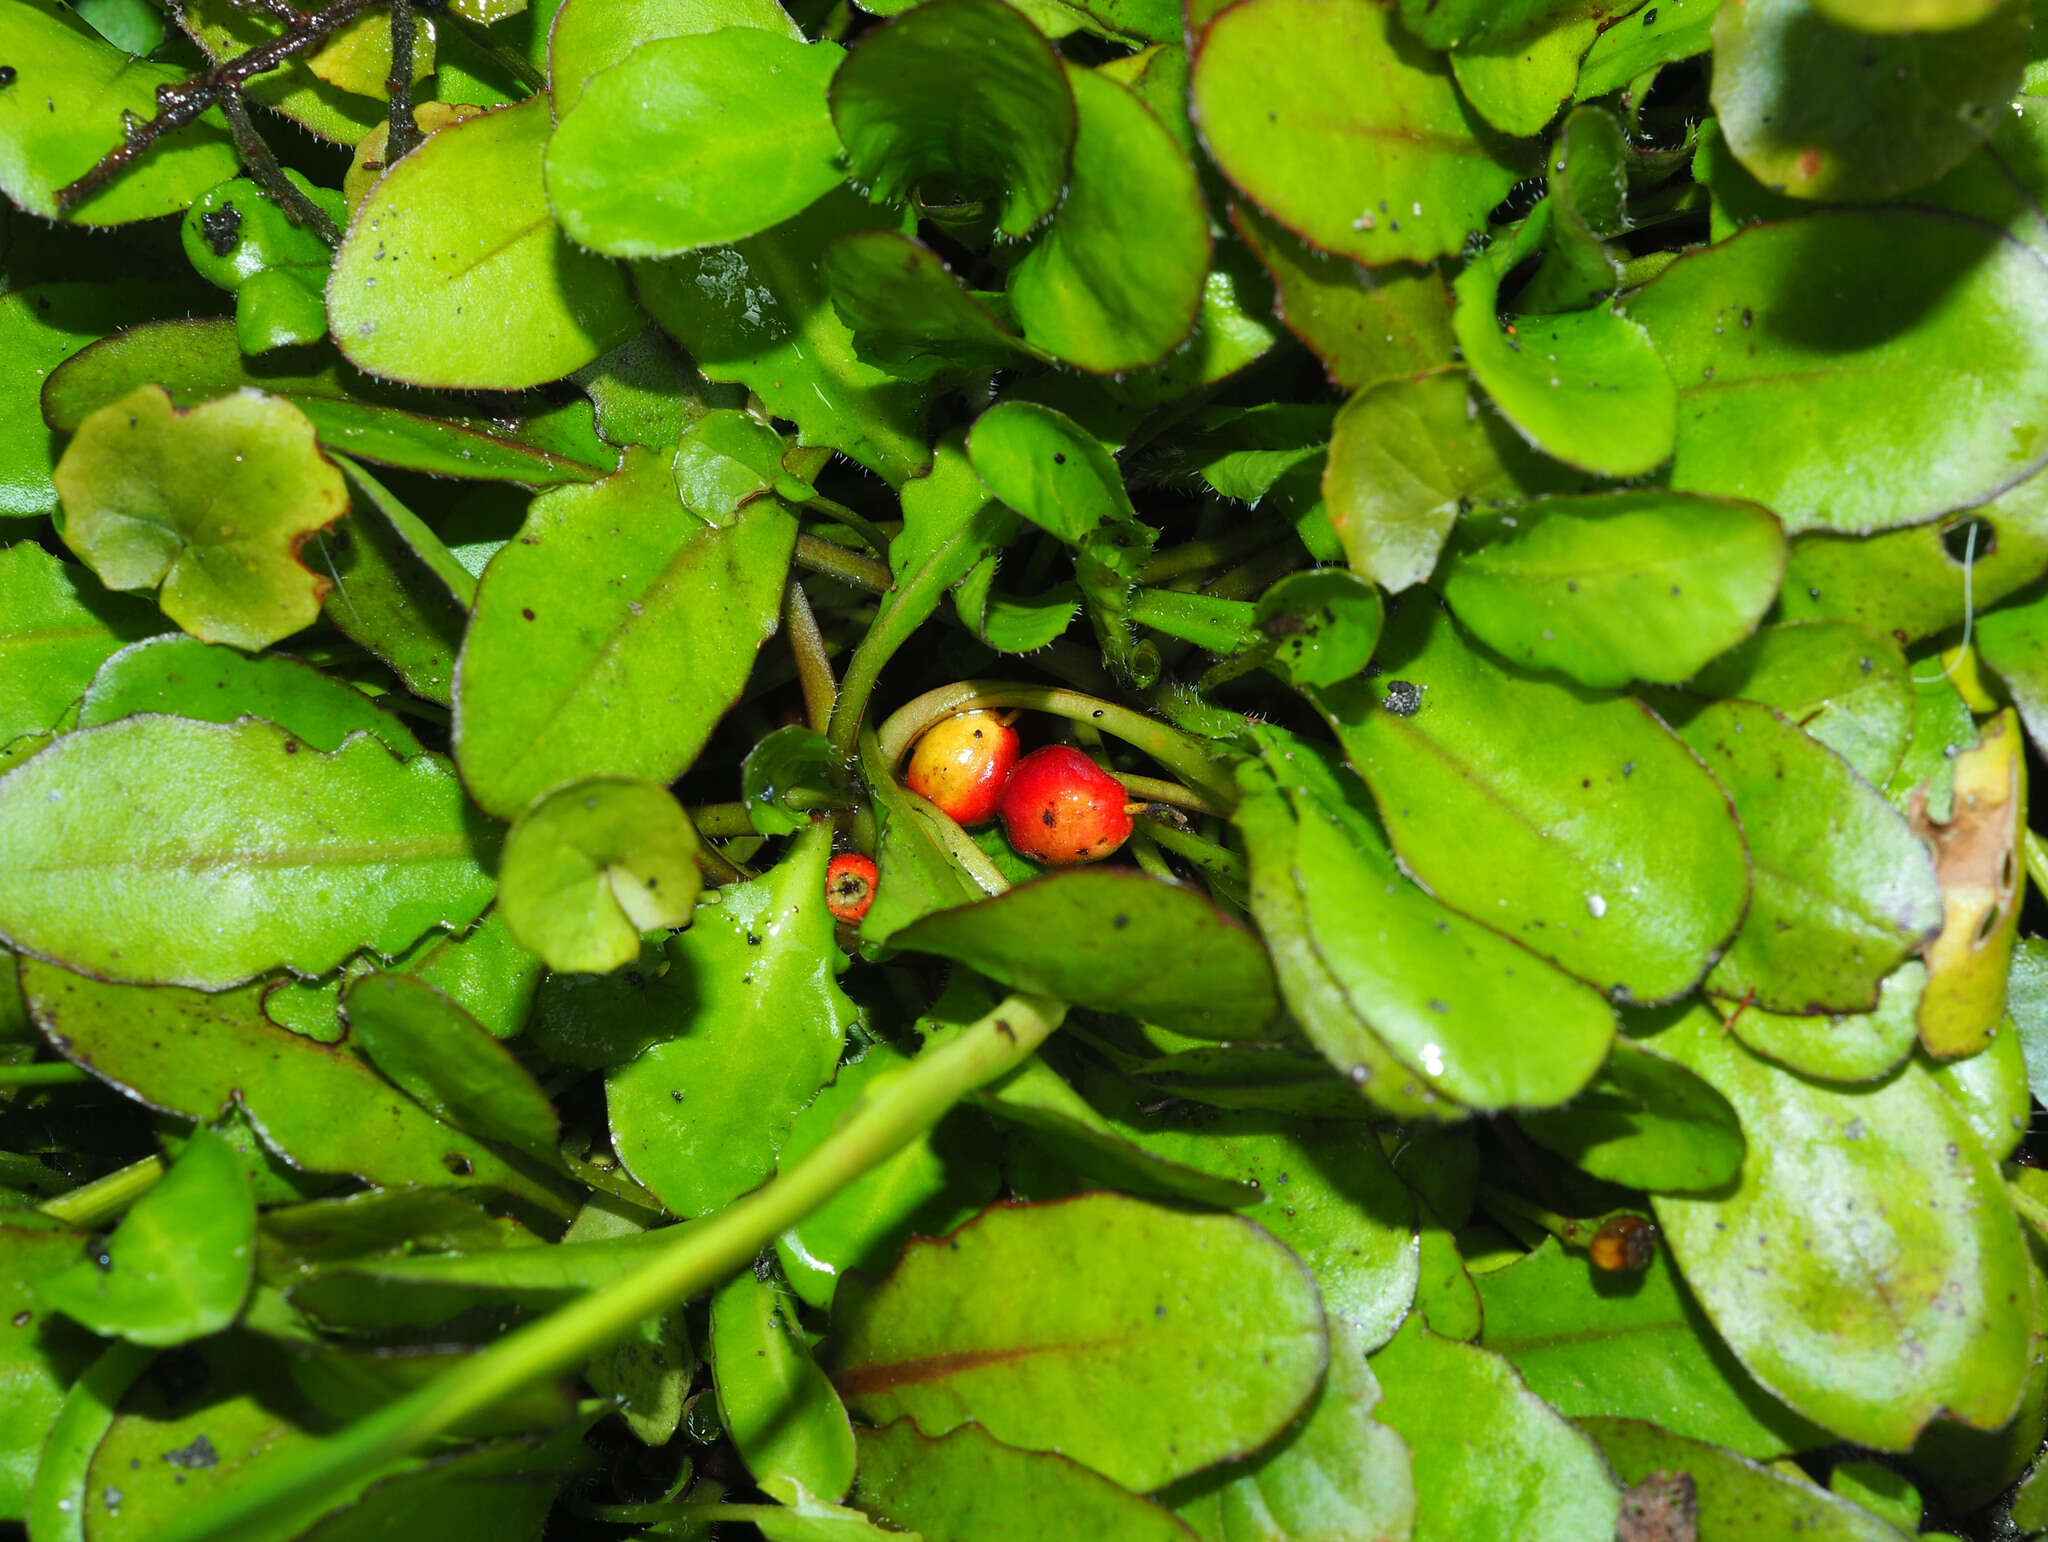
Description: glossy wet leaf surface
1478,1239,1827,1459
54,385,348,651
855,1420,1197,1542
1437,491,1785,689
454,449,794,819
893,870,1278,1040
713,1269,857,1504
1516,1030,1745,1192
497,779,701,973
0,542,165,747
0,716,495,989
830,0,1074,240
34,1128,253,1348
547,31,846,257
1677,699,1943,1013
1320,602,1749,1004
1192,0,1522,267
1369,1316,1619,1542
1650,1007,2032,1450
328,98,641,391
1623,209,2048,534
829,1192,1328,1492
607,824,854,1217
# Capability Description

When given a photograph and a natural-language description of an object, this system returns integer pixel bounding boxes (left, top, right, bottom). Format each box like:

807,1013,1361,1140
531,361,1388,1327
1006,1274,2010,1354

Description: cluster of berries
824,711,1137,925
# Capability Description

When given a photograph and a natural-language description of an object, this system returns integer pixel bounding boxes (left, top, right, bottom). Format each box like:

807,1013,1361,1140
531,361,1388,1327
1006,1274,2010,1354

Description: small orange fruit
998,745,1133,867
825,853,879,924
905,710,1020,826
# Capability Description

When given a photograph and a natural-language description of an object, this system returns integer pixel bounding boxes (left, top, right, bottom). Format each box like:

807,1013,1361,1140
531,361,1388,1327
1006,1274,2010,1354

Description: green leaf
287,1233,668,1329
1650,1007,2033,1449
829,0,1076,240
855,1420,1196,1542
1727,960,1927,1083
1675,699,1942,1013
744,726,854,837
1686,619,1914,787
636,185,936,485
1191,0,1523,266
340,972,561,1159
1231,204,1458,393
0,1218,98,1522
1452,228,1678,479
1928,1020,2031,1162
547,32,846,257
77,634,422,757
713,1269,857,1504
858,736,989,944
1165,1319,1415,1542
1976,583,2048,757
1517,1030,1746,1191
454,449,795,820
828,1191,1328,1492
0,542,165,746
607,823,854,1217
822,230,1038,380
1437,491,1785,689
497,779,701,974
1238,739,1616,1113
1450,12,1606,140
0,283,211,520
967,398,1157,666
1081,1082,1420,1350
1318,602,1749,1004
0,0,238,223
0,716,496,989
775,1043,1000,1311
894,870,1278,1040
1578,0,1718,96
180,174,345,354
26,1339,153,1542
1479,1238,1827,1459
1712,0,2022,199
1006,65,1209,372
1369,1315,1620,1542
672,408,812,521
1254,569,1384,689
34,1126,253,1347
1818,0,2007,26
328,97,642,391
20,963,562,1211
547,0,805,112
1322,368,1570,593
1622,209,2048,534
315,479,470,710
42,318,619,487
53,385,349,651
1584,1418,1917,1540
1520,106,1630,314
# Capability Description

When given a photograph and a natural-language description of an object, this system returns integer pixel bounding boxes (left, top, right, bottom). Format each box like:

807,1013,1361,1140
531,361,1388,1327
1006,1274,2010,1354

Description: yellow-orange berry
905,711,1020,826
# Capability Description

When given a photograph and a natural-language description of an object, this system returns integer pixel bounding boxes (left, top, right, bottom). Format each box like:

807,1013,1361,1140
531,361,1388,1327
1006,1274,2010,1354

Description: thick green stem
2024,829,2048,898
796,534,893,595
804,494,892,556
40,1156,165,1228
150,993,1067,1542
1114,772,1225,816
875,682,1237,806
0,1062,92,1089
784,580,838,735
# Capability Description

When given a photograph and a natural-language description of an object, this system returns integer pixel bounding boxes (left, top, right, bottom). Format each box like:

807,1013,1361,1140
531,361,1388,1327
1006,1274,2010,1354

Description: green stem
784,580,838,736
1138,528,1278,585
795,534,893,595
1128,827,1176,882
1135,814,1248,887
875,682,1237,806
40,1156,166,1229
0,1062,92,1088
2024,830,2048,898
149,993,1067,1542
689,802,757,838
1114,772,1225,817
803,494,892,557
2010,1176,2048,1244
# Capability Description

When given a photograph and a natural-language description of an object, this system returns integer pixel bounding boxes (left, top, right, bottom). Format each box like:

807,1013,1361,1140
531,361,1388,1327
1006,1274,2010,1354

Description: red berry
905,711,1020,826
826,853,879,924
998,745,1133,867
